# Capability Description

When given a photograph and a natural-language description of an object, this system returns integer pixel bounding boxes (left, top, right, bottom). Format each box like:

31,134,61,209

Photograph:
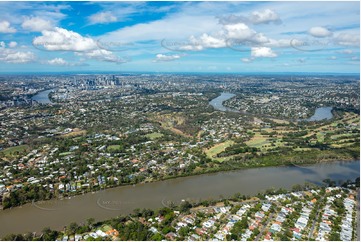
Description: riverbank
209,92,239,112
31,89,55,104
2,177,359,240
2,144,359,211
0,158,359,237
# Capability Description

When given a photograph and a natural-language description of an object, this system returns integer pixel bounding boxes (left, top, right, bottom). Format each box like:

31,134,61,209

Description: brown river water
0,160,359,237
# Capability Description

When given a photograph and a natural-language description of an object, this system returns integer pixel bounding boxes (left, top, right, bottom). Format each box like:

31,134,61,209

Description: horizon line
0,71,359,76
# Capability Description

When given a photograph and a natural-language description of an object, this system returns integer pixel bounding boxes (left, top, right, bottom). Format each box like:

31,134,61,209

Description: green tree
67,222,79,235
87,218,95,229
178,226,190,237
42,227,59,241
180,201,192,213
150,233,163,241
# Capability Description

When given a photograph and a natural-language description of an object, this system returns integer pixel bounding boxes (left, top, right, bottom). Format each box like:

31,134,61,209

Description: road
308,194,326,240
255,203,277,241
356,188,360,241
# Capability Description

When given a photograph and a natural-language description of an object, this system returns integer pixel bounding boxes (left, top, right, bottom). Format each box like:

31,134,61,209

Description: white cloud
46,57,89,66
101,15,218,43
8,41,17,48
189,34,226,50
334,33,360,46
2,51,35,63
328,56,337,60
89,11,117,24
33,27,98,51
250,9,281,24
0,20,16,33
219,9,281,25
0,2,69,28
198,34,226,48
85,3,145,25
308,27,333,38
22,17,53,32
154,54,181,62
100,6,284,56
251,47,277,58
212,23,268,46
33,27,126,63
0,45,35,63
47,58,68,66
182,22,269,51
224,23,257,40
241,57,254,63
76,49,127,63
265,38,298,48
178,41,204,51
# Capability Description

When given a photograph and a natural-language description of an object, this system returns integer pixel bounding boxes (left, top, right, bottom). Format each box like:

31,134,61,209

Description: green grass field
294,147,315,151
145,132,164,140
59,151,72,156
205,140,234,161
245,133,269,147
316,132,325,142
107,145,122,152
330,133,358,140
101,225,112,232
0,145,29,157
330,142,356,148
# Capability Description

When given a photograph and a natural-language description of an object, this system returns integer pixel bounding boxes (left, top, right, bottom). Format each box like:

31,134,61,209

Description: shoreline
1,156,359,211
0,159,358,238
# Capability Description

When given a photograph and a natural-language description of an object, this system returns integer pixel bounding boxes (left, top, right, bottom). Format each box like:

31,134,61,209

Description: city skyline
0,1,360,74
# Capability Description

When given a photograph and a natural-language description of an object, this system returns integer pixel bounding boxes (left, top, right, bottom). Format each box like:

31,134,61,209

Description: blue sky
0,1,359,73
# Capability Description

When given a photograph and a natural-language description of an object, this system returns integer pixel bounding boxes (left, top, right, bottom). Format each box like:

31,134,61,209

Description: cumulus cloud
180,14,301,54
177,40,204,51
76,49,128,63
198,34,226,48
33,27,98,51
219,9,281,25
308,27,333,38
89,11,117,24
0,20,16,33
47,57,68,66
250,9,281,24
22,17,53,32
1,51,35,63
251,47,277,58
153,53,181,62
334,33,360,46
218,14,250,25
33,27,126,63
224,23,255,38
265,38,299,48
46,57,89,66
183,22,270,51
191,34,226,50
0,44,35,63
8,41,17,48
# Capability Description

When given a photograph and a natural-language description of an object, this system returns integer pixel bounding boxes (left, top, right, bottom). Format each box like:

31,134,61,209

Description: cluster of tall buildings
69,75,124,90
